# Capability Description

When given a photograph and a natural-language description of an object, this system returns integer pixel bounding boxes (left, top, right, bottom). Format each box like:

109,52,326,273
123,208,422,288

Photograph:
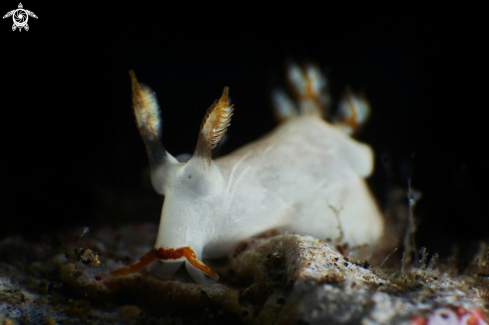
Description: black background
1,5,486,258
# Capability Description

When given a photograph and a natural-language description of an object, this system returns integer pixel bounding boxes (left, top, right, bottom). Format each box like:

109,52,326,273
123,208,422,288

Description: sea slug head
111,71,232,284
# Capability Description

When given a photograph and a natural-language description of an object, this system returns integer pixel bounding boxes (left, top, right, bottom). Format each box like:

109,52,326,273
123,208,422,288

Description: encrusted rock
0,225,488,324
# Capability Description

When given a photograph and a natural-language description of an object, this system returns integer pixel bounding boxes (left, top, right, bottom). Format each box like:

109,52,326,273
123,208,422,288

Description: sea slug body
111,62,384,284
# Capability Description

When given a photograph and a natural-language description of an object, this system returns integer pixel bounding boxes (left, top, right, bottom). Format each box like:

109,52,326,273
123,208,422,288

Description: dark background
1,6,486,258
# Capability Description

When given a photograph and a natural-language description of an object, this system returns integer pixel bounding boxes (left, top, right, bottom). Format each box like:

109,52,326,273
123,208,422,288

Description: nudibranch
111,62,384,284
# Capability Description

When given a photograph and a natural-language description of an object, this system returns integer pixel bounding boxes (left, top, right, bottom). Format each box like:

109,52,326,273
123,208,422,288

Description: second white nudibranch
111,63,384,284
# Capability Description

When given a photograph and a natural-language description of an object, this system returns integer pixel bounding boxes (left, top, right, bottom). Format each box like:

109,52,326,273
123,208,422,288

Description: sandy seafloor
1,221,488,325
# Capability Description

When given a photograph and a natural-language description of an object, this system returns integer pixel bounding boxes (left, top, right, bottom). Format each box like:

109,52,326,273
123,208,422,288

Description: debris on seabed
0,225,488,324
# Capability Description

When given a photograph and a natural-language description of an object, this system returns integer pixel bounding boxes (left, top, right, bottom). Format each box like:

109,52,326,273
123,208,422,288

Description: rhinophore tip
193,87,234,163
129,70,162,140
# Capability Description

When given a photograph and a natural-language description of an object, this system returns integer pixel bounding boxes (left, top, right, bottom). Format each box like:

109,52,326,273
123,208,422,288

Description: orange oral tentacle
110,248,158,276
156,247,218,280
110,246,218,280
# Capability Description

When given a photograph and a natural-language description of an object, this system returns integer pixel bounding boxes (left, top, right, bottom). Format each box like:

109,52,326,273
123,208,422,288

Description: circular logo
13,9,28,27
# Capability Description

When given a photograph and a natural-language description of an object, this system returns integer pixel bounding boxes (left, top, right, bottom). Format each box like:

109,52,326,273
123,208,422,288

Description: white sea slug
111,62,384,284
